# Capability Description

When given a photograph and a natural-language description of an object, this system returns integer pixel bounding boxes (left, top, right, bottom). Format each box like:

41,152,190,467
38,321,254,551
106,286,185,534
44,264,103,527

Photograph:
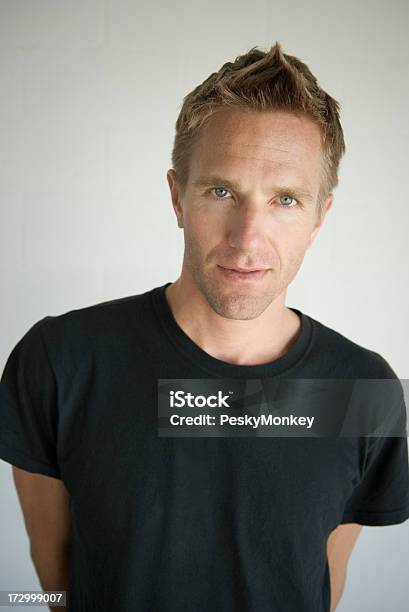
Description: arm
12,466,72,612
326,523,363,611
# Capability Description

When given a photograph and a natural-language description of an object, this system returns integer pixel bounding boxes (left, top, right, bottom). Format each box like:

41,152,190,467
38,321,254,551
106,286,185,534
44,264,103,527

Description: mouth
217,265,269,281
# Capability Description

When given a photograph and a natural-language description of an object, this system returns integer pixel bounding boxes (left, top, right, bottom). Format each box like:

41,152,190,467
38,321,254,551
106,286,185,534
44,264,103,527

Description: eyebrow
192,175,314,201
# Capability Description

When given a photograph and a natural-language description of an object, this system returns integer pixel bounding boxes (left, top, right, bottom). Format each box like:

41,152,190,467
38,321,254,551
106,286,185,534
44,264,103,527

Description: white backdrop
0,1,408,610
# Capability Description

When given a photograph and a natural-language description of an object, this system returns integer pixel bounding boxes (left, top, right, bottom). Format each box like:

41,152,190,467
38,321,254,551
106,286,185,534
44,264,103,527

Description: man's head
167,42,345,321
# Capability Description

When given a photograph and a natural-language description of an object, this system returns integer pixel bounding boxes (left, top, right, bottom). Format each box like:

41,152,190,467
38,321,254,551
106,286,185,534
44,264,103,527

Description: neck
164,276,302,367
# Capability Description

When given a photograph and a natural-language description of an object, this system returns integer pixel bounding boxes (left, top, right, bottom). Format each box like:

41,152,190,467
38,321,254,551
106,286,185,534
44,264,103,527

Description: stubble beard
184,239,280,321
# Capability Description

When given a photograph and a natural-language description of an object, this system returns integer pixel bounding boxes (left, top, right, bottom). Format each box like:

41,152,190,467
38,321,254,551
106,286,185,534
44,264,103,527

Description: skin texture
327,523,363,610
166,108,363,609
12,467,72,612
166,108,333,365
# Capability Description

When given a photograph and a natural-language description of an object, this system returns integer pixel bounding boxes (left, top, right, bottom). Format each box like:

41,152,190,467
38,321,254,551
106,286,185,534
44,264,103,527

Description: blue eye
279,195,297,207
209,187,231,200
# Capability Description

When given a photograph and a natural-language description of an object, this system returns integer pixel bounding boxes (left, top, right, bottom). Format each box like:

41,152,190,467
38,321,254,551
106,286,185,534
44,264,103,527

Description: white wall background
0,0,408,610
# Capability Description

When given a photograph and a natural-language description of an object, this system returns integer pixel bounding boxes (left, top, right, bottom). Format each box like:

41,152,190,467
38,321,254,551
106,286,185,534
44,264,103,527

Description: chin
205,284,273,320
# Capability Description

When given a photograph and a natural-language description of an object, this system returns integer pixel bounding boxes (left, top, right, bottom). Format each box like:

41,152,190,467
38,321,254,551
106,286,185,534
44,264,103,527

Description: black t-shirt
1,281,408,612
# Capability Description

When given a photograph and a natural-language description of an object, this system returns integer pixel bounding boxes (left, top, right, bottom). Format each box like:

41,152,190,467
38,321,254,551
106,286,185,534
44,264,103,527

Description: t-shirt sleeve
0,316,61,479
341,391,409,526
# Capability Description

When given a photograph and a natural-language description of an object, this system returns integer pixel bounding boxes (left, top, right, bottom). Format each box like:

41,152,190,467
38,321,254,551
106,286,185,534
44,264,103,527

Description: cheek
270,216,315,249
184,207,224,246
269,227,315,275
184,217,216,261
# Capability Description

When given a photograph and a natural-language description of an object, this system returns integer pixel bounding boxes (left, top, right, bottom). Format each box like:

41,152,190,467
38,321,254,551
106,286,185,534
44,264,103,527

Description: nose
226,204,269,252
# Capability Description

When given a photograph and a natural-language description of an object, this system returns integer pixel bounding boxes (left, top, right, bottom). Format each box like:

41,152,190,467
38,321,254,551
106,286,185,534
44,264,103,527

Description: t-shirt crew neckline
151,282,314,378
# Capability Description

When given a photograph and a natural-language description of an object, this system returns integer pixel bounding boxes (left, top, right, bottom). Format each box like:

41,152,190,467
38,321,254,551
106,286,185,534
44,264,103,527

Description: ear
308,194,333,248
167,169,184,229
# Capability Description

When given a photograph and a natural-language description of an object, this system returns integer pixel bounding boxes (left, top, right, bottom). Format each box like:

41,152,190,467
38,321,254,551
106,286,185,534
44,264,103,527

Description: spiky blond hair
171,41,346,215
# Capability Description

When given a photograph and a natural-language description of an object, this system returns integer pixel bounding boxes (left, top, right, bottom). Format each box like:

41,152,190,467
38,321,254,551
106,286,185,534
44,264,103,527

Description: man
0,42,408,612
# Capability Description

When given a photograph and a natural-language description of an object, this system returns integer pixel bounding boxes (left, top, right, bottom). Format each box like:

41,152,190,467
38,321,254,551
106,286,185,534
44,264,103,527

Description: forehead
189,108,323,188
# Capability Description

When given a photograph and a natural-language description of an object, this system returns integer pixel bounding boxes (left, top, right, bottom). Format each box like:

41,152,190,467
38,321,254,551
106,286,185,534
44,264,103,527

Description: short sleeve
0,316,61,479
341,392,409,526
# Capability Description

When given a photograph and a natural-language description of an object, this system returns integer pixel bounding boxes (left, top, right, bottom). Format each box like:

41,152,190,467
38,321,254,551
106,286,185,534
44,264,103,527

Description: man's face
167,108,333,320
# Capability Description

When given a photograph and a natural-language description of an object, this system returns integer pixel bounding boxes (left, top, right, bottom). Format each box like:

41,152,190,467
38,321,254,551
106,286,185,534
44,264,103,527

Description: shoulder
30,287,158,374
40,287,153,338
305,312,399,379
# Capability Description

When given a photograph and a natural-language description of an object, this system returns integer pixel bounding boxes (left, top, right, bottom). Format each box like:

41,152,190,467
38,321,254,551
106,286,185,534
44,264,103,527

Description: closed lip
218,265,268,273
